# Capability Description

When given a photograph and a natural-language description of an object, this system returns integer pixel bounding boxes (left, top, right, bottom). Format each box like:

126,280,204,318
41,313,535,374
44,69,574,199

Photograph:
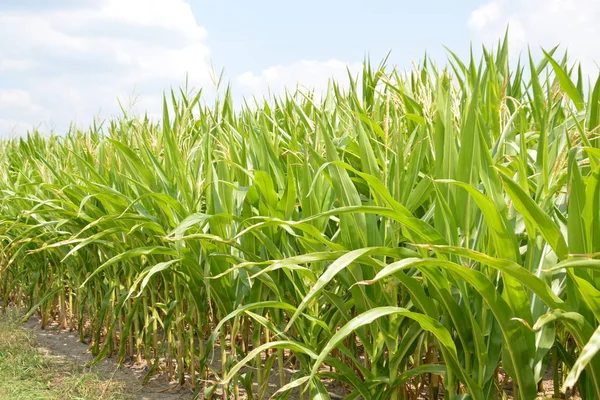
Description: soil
19,316,581,400
22,317,194,400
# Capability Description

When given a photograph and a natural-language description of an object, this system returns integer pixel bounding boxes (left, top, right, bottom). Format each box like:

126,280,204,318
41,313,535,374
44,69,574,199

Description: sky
1,0,599,136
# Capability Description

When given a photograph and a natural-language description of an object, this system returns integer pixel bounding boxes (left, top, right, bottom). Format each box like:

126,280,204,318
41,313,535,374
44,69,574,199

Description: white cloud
0,0,212,135
468,0,600,72
0,89,35,109
236,59,362,100
0,1,361,136
468,0,504,30
0,59,35,72
0,89,45,134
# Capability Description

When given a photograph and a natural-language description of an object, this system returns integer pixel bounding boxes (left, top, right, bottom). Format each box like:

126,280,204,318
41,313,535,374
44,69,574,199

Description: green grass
1,34,600,399
0,309,127,400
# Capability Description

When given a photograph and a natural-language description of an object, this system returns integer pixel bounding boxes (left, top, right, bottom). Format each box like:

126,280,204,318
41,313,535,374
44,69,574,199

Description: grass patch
0,309,128,400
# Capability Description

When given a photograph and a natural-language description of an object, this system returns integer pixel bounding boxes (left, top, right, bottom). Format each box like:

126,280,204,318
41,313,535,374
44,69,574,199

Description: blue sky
1,0,599,135
196,0,481,71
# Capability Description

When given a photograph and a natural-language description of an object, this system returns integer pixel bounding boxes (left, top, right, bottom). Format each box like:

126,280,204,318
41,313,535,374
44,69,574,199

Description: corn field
1,37,600,399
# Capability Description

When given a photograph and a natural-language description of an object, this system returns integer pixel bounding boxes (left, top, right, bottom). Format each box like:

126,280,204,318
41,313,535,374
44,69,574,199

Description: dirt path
22,318,194,400
13,313,572,399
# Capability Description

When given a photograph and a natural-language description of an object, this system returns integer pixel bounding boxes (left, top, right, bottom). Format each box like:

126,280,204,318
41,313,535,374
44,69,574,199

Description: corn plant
1,35,600,399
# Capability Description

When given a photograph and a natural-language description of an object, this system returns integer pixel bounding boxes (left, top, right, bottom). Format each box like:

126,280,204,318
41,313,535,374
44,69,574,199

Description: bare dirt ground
17,315,579,400
22,317,194,400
